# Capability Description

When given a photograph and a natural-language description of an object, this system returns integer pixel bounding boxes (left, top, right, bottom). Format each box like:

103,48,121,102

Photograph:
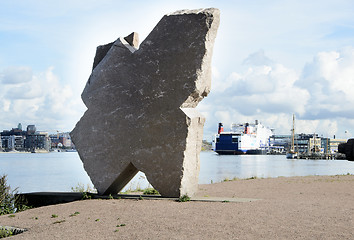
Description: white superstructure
230,120,273,152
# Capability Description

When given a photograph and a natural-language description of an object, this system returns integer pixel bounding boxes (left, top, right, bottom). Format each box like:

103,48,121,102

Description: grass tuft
143,188,159,195
178,195,191,202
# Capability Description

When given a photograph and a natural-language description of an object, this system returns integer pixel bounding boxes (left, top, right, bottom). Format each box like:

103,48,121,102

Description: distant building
1,135,8,149
8,135,25,150
60,135,72,148
0,124,50,152
49,132,74,149
308,135,322,153
329,139,347,153
270,133,332,154
269,135,289,153
25,131,51,152
27,125,36,134
50,136,60,148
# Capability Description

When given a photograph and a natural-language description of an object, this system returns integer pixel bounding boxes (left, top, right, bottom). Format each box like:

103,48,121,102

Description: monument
71,8,220,197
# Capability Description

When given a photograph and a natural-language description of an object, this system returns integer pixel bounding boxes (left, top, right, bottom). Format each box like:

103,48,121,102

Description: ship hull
216,149,267,155
213,121,273,156
215,150,244,155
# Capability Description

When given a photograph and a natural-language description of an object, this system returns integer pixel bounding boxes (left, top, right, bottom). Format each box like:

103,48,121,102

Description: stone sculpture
71,8,220,197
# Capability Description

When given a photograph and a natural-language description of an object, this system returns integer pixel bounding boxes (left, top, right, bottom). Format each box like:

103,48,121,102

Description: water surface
1,151,353,193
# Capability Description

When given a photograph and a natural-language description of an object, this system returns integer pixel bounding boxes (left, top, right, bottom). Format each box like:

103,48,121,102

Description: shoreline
1,175,354,239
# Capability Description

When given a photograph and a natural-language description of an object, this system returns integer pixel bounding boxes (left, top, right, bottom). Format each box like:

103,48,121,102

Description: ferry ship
213,120,273,155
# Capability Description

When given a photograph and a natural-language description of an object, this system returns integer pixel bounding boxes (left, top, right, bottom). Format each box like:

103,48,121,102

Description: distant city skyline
1,1,354,140
0,122,69,135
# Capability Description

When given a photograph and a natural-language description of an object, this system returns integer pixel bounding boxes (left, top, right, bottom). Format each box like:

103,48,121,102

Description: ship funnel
218,123,224,134
255,120,258,125
245,123,249,134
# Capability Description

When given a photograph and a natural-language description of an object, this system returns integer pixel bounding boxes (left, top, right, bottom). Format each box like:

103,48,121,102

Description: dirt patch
1,175,353,239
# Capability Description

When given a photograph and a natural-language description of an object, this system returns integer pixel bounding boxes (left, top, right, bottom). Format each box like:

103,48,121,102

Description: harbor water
1,151,354,193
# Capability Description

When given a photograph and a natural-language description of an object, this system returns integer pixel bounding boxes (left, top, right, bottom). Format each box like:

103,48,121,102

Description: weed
0,227,13,238
222,200,230,203
51,214,58,218
52,220,65,224
178,195,191,202
71,183,97,193
119,182,145,194
139,195,144,200
8,214,15,218
108,194,114,199
0,174,30,216
246,176,258,180
116,224,126,227
114,229,119,232
223,177,240,182
16,203,31,212
143,188,159,195
95,219,100,222
82,192,93,200
120,188,144,194
69,212,80,217
71,183,96,200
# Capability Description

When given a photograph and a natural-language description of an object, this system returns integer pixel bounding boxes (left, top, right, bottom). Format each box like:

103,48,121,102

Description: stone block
338,139,354,161
71,8,220,197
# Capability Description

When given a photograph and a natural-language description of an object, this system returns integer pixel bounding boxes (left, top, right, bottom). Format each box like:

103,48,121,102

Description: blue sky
1,0,354,140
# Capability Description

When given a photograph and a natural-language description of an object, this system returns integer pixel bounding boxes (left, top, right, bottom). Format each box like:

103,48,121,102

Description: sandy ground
1,175,354,239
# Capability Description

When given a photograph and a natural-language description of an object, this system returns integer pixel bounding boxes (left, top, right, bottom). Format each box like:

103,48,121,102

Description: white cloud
2,99,10,112
1,66,32,84
204,52,310,117
0,66,85,132
243,49,273,66
297,46,354,119
199,48,354,139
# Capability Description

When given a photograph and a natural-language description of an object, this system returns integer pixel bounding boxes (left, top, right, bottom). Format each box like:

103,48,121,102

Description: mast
291,114,295,153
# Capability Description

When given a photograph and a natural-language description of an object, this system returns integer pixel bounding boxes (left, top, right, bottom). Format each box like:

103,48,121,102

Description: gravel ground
1,175,354,239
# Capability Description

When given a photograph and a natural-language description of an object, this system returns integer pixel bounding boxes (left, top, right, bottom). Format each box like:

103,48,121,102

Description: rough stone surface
338,139,354,161
124,32,139,48
71,8,220,197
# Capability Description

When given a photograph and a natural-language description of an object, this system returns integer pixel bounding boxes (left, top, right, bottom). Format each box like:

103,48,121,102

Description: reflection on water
1,151,354,193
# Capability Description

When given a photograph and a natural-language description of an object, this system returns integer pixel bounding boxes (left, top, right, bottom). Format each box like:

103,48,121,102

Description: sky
1,0,354,140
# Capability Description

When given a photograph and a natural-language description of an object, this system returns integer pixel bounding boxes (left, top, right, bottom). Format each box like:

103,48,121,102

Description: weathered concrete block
71,8,220,197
